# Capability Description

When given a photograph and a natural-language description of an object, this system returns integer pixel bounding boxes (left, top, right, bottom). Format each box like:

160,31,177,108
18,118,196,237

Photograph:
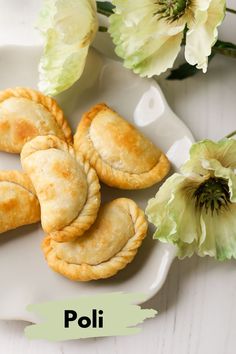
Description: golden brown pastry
74,103,170,189
21,135,101,242
42,198,148,281
0,170,40,234
0,87,72,153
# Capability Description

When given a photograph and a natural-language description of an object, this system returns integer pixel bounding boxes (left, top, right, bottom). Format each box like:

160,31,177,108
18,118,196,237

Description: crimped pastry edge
42,198,148,281
74,103,170,190
21,135,101,242
0,87,73,149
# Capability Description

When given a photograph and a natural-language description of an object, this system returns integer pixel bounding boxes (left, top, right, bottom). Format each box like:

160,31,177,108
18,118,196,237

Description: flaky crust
21,135,101,242
0,170,40,234
74,103,170,190
0,87,72,152
42,198,148,281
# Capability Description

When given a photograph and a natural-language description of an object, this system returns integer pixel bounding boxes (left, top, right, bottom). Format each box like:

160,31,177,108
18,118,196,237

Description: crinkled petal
146,173,183,227
199,204,236,260
182,139,236,175
36,0,57,32
130,33,183,77
37,0,98,96
109,0,184,77
194,0,212,11
111,0,158,24
185,0,225,72
146,173,202,258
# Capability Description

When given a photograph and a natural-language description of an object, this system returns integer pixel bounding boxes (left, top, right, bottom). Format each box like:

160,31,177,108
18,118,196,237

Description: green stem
226,7,236,15
97,8,111,16
226,131,236,139
96,1,114,17
99,26,108,32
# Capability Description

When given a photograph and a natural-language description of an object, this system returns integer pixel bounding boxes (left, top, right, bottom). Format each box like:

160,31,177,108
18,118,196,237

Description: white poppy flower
109,0,226,77
146,139,236,260
37,0,98,96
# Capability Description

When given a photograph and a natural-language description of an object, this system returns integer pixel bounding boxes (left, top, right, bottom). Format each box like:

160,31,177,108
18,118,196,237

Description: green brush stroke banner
25,292,157,341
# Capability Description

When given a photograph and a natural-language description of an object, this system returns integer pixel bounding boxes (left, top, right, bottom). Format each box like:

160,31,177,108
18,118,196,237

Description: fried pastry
74,103,170,189
0,170,40,234
0,87,72,153
42,198,148,281
21,135,101,242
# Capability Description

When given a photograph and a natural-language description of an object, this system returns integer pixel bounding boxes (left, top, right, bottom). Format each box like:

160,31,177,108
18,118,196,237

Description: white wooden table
0,1,236,353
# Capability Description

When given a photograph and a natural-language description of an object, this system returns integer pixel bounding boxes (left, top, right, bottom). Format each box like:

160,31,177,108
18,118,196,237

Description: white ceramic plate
0,45,194,323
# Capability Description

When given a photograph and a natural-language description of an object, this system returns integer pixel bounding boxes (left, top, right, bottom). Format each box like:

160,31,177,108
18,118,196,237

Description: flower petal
182,139,236,175
146,173,183,227
131,32,183,77
199,204,236,260
109,0,184,77
148,138,236,261
185,0,225,72
146,173,202,258
37,0,98,96
194,0,212,11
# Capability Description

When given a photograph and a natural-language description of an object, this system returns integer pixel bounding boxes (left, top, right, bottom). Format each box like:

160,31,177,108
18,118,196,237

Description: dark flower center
155,0,190,22
193,177,231,214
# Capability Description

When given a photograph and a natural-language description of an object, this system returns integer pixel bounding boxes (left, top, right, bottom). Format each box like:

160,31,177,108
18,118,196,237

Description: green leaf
166,62,199,80
96,1,114,16
167,53,215,81
213,40,236,58
166,39,236,80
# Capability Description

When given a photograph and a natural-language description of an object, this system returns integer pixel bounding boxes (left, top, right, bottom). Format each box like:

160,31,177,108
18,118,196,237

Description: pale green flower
146,139,236,260
37,0,98,96
109,0,225,77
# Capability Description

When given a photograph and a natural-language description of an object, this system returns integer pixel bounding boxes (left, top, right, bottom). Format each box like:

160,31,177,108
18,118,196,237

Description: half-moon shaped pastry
0,170,40,234
21,135,101,242
0,87,72,153
74,103,170,189
42,198,148,281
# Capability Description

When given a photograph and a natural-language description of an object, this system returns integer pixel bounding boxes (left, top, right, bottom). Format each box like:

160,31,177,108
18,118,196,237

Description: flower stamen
155,0,191,22
193,177,231,214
